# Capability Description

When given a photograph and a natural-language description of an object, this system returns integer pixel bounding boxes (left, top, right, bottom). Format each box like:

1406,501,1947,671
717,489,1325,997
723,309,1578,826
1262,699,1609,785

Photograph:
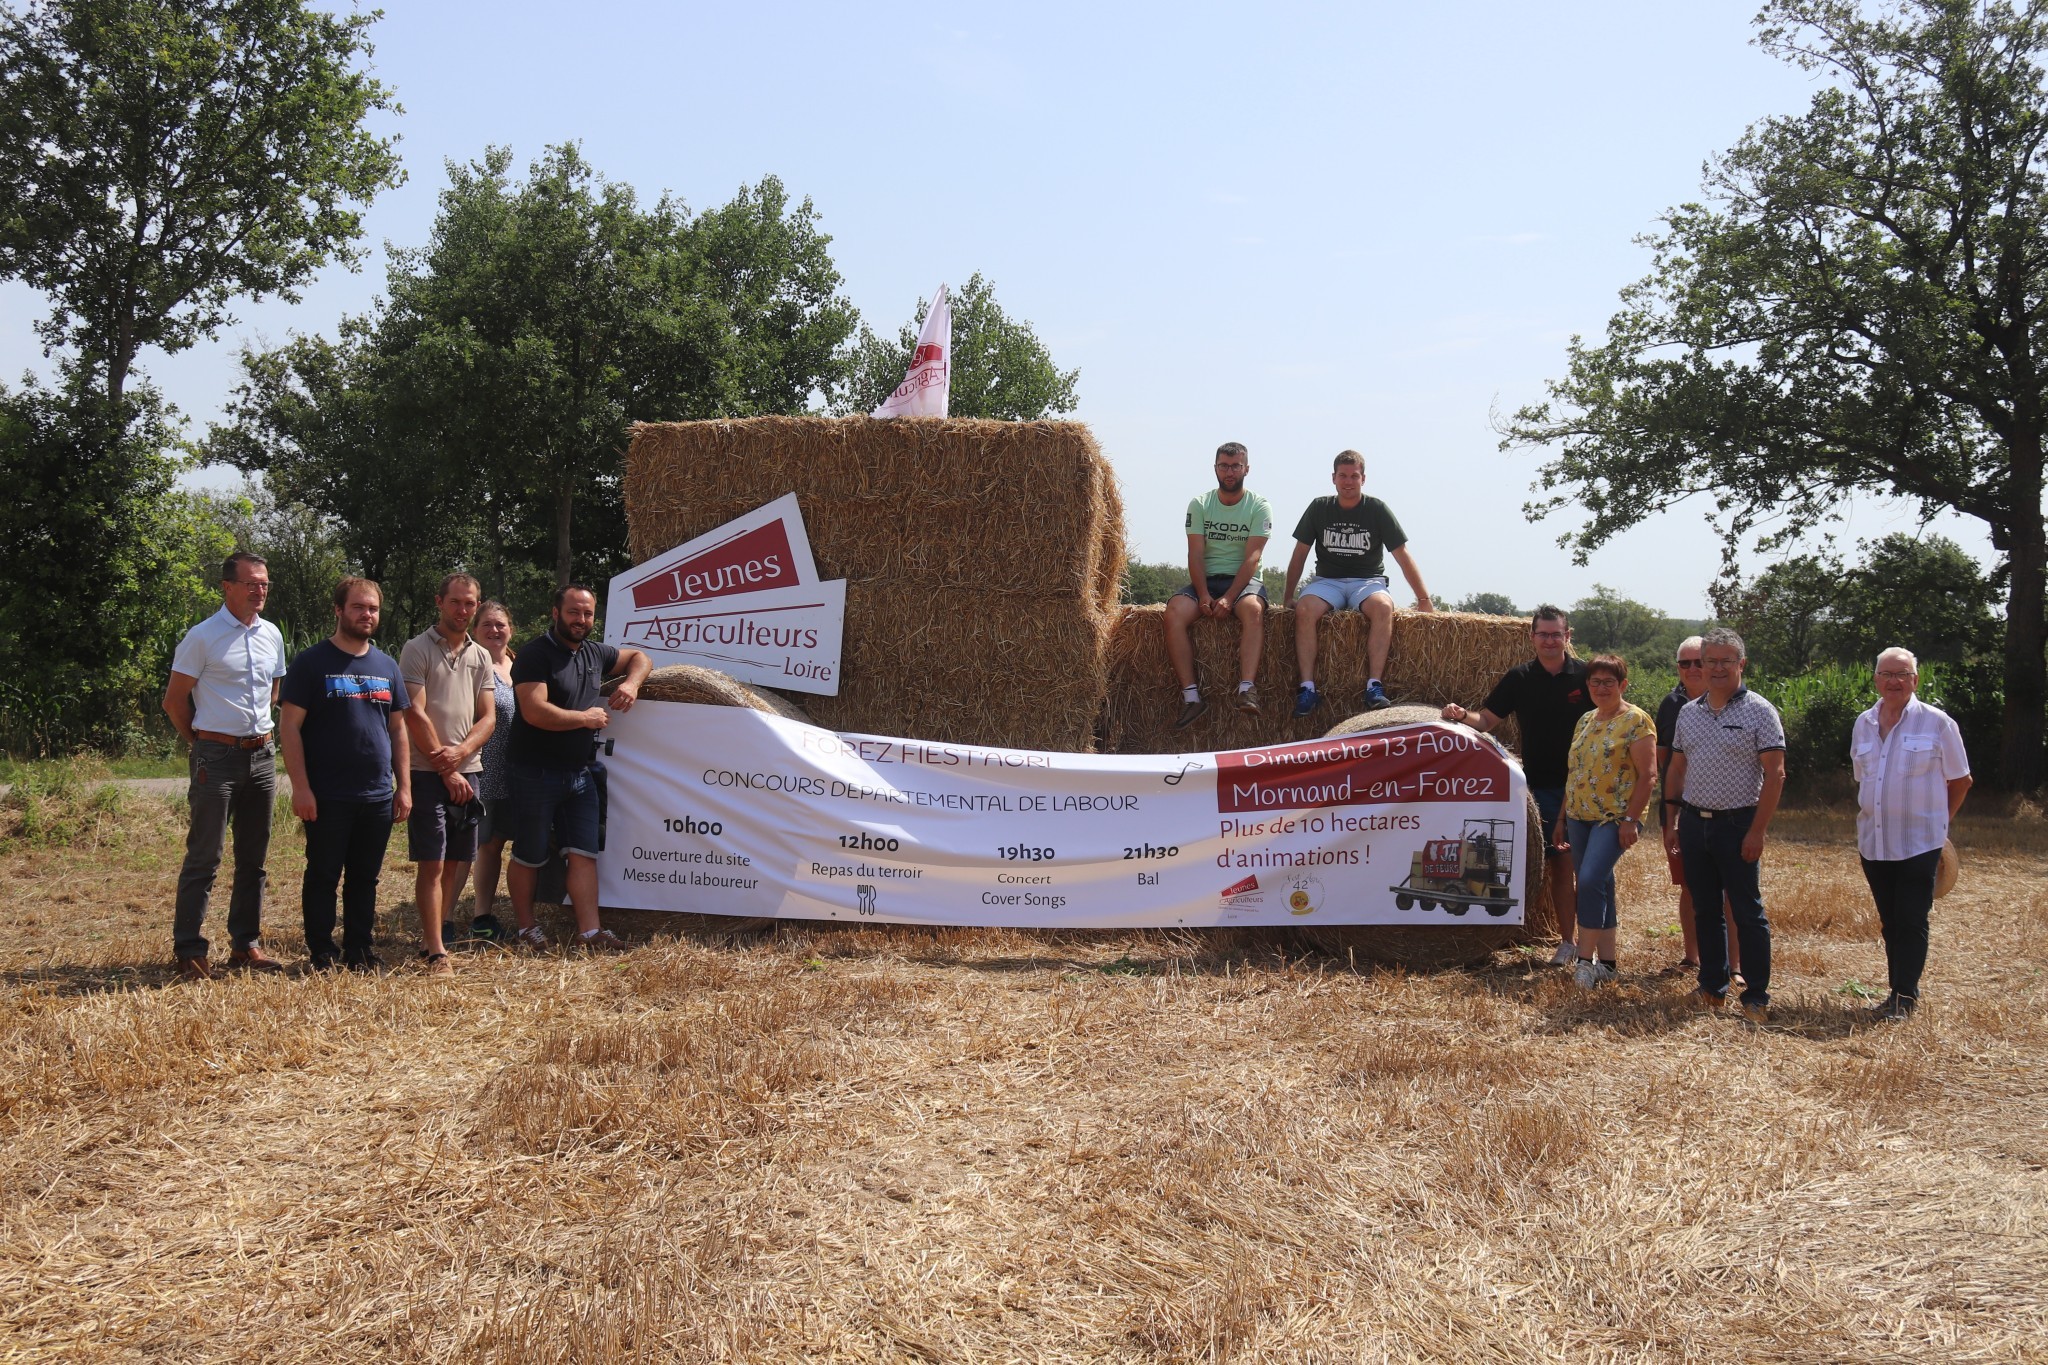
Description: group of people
1444,614,1969,1022
1171,441,1971,1021
163,554,649,978
165,471,1974,1017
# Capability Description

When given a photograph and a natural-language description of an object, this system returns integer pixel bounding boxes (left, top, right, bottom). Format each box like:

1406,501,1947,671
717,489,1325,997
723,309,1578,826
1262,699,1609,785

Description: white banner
871,282,950,419
599,702,1528,929
605,493,846,695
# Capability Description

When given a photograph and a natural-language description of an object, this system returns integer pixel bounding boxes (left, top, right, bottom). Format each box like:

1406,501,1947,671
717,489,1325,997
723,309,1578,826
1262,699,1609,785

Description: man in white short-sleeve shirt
1851,647,1972,1020
161,551,288,979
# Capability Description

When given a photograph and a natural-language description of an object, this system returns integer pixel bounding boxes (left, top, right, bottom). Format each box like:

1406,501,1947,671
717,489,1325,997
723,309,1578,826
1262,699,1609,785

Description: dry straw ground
3,772,2045,1363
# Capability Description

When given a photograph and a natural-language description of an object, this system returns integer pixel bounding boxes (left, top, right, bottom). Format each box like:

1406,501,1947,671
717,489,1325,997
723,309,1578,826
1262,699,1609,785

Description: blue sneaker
1362,680,1391,711
1292,685,1323,718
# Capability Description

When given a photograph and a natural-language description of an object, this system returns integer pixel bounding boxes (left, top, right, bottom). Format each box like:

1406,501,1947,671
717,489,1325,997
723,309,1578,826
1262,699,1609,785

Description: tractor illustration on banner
1390,817,1519,917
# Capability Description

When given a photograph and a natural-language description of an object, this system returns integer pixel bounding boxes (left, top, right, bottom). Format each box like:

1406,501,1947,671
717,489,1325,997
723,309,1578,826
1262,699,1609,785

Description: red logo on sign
1217,874,1260,899
627,521,799,609
911,343,943,367
1422,839,1463,878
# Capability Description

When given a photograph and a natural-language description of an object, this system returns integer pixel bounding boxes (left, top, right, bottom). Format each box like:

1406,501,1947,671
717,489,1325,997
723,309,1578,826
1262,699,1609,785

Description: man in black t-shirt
1441,605,1592,963
278,577,414,971
1281,450,1433,716
505,584,652,951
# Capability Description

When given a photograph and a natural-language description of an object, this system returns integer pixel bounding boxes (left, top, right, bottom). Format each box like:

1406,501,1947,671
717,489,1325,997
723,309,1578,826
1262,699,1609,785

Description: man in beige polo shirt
398,573,496,974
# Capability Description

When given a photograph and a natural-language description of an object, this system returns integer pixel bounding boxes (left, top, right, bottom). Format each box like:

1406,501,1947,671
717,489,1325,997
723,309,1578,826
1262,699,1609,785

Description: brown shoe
1172,698,1208,730
1234,687,1261,715
227,944,287,974
175,956,215,982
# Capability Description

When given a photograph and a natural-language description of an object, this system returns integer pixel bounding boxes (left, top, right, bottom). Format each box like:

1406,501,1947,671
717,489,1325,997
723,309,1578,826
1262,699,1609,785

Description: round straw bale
1289,706,1547,968
633,664,813,722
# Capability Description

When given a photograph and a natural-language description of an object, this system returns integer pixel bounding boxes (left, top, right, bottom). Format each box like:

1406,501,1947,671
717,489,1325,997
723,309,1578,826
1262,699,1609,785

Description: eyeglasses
1587,677,1621,688
1532,630,1567,642
1876,670,1915,681
231,580,270,591
1676,658,1702,668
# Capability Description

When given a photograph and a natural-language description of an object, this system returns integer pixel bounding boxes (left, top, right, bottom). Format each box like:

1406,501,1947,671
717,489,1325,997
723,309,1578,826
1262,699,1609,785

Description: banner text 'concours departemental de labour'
598,703,1528,928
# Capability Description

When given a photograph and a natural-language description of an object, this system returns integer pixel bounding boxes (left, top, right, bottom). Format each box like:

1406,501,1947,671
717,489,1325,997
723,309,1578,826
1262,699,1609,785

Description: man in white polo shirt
161,551,288,980
1664,626,1786,1023
1852,646,1972,1021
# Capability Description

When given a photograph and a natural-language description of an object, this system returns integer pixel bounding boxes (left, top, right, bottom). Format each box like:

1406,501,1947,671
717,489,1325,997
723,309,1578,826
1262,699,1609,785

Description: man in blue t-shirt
1281,450,1434,717
279,577,413,971
505,584,652,951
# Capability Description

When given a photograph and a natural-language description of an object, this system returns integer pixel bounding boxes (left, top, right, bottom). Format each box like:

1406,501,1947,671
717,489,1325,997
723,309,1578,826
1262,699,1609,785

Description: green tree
208,477,354,642
1120,560,1184,605
1501,0,2048,790
1450,591,1519,617
0,0,402,407
210,148,858,602
838,272,1079,419
0,375,225,751
1568,585,1667,659
1708,551,1846,675
1832,533,2001,666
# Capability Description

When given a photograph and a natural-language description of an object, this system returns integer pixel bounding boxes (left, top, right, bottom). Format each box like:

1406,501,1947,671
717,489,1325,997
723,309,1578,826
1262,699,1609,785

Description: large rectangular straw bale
625,416,1124,751
1102,606,1534,754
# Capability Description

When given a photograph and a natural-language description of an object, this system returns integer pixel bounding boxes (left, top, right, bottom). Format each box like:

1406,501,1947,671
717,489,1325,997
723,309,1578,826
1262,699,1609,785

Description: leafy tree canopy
1450,591,1520,617
0,0,402,405
1501,0,2048,788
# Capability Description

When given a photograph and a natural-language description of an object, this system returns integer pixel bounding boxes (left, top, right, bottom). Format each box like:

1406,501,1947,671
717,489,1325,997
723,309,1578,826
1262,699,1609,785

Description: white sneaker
1575,959,1616,989
1550,942,1578,967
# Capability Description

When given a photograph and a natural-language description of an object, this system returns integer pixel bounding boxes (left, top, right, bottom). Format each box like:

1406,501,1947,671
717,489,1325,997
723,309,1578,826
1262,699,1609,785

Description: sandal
1660,959,1700,977
419,951,454,977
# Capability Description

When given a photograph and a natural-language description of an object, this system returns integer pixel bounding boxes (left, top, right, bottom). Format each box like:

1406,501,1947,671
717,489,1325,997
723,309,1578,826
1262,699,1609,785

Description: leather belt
195,729,272,750
1686,803,1755,820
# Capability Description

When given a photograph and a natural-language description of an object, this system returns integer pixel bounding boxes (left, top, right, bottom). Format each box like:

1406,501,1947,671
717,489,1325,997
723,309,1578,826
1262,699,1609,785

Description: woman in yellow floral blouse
1555,654,1657,987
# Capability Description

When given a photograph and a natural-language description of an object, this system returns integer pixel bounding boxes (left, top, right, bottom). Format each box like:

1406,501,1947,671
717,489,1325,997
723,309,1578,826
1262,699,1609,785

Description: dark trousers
173,740,276,960
1679,805,1772,1006
1861,848,1941,999
301,798,393,963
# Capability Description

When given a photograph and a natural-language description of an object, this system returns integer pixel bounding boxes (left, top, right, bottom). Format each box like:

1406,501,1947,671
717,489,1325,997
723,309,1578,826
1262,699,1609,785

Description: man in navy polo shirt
1441,605,1594,963
161,551,288,980
1665,627,1786,1022
505,584,651,951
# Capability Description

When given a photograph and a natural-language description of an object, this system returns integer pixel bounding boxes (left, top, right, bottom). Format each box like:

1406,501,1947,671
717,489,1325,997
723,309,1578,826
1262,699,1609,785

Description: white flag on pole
871,282,950,419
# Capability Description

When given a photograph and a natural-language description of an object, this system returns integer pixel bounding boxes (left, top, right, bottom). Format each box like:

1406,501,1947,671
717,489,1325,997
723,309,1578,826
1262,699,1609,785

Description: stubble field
1,769,2044,1363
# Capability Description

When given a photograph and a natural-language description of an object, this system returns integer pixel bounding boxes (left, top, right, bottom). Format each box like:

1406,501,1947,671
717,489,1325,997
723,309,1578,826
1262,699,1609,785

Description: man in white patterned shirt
1852,647,1971,1020
161,552,288,980
1664,627,1785,1022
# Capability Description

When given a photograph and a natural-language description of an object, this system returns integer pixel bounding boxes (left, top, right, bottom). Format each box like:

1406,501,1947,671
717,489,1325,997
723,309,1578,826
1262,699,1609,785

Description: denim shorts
508,762,602,867
1173,574,1269,605
1300,576,1391,611
408,778,481,863
1532,786,1566,857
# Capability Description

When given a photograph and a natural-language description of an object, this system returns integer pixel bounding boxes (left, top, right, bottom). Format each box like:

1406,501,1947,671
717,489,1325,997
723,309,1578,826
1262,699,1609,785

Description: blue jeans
1566,818,1624,932
1678,805,1772,1005
507,761,602,868
301,797,394,965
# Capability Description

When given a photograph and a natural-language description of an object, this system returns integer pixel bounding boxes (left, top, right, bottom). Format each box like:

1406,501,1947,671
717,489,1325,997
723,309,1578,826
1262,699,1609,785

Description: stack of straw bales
625,417,1123,752
1103,606,1532,755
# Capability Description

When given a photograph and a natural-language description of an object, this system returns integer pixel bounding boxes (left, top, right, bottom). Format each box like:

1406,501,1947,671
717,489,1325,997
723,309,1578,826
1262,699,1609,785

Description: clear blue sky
0,0,1997,617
